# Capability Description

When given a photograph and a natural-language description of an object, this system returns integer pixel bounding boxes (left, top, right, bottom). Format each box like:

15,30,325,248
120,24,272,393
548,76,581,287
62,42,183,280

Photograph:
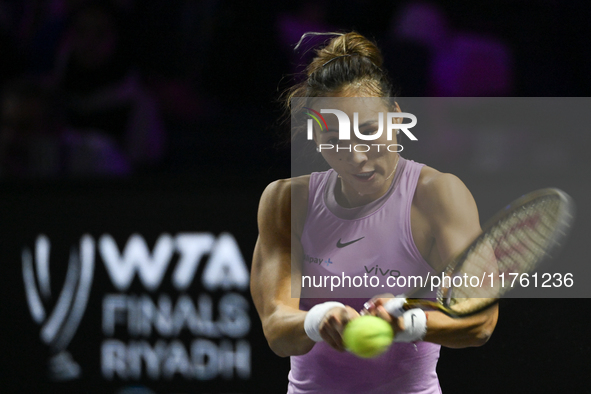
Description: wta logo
22,232,251,381
304,108,418,152
22,235,95,380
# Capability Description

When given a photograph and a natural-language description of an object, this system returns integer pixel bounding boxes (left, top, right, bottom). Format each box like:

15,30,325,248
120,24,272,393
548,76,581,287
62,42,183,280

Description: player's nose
348,143,369,165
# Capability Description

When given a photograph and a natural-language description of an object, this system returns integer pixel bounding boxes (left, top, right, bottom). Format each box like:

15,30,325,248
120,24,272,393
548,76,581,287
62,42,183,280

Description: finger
345,306,360,320
322,314,345,350
374,306,406,334
375,305,394,323
372,296,394,308
319,317,340,349
320,327,341,350
329,313,346,347
363,301,386,316
363,293,395,312
362,300,376,314
322,307,359,351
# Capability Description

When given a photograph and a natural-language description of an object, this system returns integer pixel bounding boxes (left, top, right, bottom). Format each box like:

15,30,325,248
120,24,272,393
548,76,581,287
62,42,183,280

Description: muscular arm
250,179,314,357
372,171,498,348
251,179,358,356
419,171,498,348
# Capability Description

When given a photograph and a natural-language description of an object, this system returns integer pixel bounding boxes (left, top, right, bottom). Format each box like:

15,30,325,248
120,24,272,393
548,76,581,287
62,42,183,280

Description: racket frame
399,188,575,318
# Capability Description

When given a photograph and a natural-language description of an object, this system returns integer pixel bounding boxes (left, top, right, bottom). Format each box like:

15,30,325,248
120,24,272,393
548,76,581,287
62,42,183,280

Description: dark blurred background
0,0,590,393
1,0,590,180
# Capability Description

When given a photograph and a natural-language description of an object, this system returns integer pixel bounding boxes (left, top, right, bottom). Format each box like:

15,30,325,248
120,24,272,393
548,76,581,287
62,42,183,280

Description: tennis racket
366,188,575,317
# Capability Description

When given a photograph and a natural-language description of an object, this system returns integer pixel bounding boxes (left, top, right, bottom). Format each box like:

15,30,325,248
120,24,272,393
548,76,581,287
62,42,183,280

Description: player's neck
336,173,394,208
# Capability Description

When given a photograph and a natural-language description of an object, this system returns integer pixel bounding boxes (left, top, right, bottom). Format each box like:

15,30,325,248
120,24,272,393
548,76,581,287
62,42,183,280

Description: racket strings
447,195,565,310
492,198,560,284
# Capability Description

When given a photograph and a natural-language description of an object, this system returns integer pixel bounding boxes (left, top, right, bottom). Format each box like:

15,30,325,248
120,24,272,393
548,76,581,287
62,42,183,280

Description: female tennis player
251,31,498,394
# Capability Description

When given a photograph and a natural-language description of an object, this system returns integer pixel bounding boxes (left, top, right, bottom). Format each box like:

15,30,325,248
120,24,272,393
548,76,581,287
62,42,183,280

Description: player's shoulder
260,175,310,208
415,166,475,214
258,175,311,228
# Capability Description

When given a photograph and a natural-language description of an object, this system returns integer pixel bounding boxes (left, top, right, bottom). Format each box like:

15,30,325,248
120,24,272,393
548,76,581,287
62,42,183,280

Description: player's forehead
308,96,390,125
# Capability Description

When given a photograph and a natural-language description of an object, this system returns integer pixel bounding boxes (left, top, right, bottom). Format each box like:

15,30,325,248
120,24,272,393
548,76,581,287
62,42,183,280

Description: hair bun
321,32,384,68
283,30,393,125
293,32,384,75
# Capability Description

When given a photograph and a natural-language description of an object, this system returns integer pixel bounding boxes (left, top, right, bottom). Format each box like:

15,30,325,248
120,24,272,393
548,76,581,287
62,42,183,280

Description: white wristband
394,308,427,343
304,302,345,342
384,297,407,318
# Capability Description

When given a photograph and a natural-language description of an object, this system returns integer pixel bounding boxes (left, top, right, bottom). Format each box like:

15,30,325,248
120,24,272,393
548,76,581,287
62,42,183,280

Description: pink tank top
289,157,442,394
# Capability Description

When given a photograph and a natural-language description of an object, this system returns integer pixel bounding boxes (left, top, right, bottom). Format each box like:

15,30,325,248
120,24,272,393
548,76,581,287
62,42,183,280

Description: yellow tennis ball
343,315,394,358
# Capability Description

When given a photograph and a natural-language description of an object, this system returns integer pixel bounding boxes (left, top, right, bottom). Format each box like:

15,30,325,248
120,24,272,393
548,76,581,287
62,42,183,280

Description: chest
300,203,434,289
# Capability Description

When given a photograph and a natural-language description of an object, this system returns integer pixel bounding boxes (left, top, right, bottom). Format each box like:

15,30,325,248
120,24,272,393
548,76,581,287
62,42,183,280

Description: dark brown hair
284,32,394,140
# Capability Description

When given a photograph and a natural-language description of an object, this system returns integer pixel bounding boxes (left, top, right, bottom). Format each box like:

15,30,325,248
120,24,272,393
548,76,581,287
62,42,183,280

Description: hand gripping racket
367,188,575,317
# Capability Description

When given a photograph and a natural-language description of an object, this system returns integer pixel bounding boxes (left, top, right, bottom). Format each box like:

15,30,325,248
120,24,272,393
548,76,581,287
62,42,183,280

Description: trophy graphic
22,234,95,380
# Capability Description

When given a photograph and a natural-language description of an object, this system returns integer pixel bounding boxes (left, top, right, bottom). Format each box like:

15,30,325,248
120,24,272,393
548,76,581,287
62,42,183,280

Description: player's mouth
353,171,376,182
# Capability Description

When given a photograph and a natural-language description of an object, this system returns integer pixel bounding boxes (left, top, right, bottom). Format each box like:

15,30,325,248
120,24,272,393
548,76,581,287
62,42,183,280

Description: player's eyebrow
321,120,378,133
358,120,378,128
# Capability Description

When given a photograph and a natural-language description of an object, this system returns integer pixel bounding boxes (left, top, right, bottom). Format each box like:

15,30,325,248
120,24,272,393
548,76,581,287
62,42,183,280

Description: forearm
422,305,498,348
263,304,315,357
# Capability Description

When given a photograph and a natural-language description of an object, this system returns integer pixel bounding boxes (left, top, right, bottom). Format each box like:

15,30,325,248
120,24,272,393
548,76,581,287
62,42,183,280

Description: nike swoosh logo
336,237,365,248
